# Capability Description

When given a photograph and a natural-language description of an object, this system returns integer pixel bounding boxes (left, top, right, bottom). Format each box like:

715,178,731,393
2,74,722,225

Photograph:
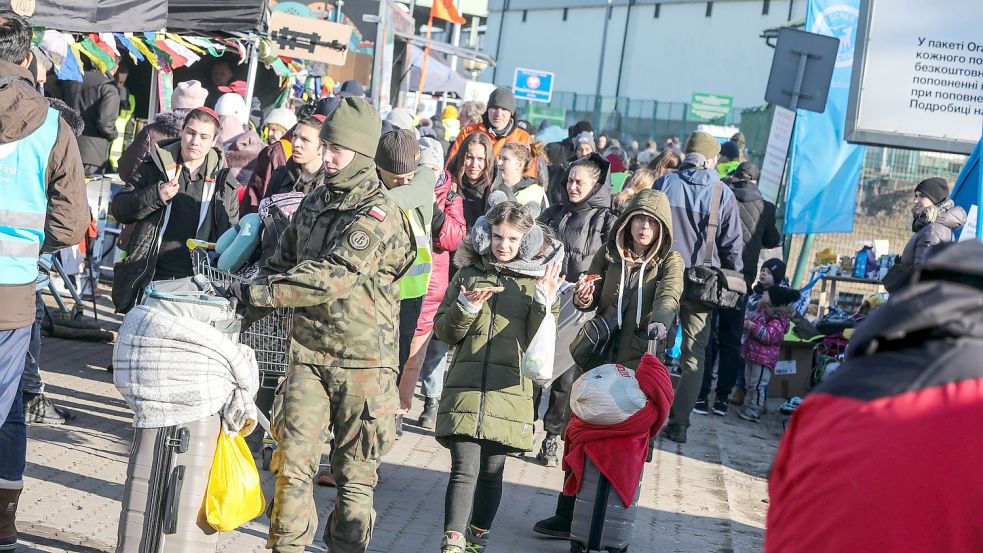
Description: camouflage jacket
248,155,415,368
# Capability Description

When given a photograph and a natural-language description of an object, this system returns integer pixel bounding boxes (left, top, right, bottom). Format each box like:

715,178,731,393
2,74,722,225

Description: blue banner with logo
785,0,866,234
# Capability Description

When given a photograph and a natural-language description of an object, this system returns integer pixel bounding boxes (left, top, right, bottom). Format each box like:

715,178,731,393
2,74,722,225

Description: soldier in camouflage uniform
226,97,415,553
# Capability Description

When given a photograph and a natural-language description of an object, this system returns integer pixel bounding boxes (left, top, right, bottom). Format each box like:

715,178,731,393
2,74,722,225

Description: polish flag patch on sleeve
368,206,388,221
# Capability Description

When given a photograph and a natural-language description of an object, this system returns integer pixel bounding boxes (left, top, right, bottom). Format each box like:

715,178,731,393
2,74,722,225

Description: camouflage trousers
266,363,397,553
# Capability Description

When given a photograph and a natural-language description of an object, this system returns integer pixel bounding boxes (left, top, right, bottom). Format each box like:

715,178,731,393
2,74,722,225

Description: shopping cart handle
186,239,217,251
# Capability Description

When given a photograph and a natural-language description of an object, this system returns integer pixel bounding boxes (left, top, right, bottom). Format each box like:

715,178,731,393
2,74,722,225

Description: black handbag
881,259,912,293
569,268,640,369
682,182,747,310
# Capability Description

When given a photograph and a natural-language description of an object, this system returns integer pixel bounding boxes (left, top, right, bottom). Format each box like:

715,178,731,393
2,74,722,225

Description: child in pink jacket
738,286,800,422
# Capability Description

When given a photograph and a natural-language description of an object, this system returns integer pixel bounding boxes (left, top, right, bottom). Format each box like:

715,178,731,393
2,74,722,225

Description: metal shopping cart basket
188,239,290,469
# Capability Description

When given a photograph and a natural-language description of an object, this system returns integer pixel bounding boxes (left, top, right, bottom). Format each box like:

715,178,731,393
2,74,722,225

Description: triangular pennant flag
430,0,466,24
166,33,206,55
154,39,188,68
164,38,200,67
97,33,120,57
126,34,160,70
87,34,119,69
114,33,144,62
54,39,83,81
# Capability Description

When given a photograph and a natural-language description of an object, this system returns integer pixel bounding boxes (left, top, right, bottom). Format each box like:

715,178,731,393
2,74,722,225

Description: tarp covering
408,44,468,97
951,139,982,240
166,0,266,34
0,0,266,34
0,0,167,32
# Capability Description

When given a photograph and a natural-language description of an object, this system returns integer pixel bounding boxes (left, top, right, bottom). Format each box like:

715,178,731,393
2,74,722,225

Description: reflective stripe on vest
109,93,136,169
398,208,433,300
515,183,545,208
0,107,58,286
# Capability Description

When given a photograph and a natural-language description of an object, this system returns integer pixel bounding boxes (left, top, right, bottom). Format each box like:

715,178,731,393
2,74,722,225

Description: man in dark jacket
695,162,781,415
0,12,90,548
59,67,121,175
767,240,983,552
110,107,239,313
654,131,743,444
117,79,208,182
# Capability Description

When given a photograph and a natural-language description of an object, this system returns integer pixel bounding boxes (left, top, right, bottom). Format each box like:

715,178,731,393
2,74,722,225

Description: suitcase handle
162,466,185,535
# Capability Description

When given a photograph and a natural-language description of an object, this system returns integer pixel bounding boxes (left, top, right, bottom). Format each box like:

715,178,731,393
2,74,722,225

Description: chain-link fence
784,146,968,306
516,91,746,145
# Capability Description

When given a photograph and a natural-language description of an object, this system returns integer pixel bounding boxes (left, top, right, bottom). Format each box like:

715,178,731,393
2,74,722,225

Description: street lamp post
593,0,613,132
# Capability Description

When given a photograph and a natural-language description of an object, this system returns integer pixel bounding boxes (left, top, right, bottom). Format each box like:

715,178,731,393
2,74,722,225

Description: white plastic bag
521,308,556,384
570,364,648,425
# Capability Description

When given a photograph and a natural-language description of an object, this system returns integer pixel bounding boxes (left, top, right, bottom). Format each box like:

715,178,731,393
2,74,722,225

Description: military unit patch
349,230,371,250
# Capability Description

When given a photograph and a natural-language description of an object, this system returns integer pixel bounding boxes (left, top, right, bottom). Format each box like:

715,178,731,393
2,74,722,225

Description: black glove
215,281,251,305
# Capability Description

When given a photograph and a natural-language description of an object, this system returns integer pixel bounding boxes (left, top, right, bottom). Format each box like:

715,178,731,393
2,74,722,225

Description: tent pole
148,69,159,119
244,37,260,112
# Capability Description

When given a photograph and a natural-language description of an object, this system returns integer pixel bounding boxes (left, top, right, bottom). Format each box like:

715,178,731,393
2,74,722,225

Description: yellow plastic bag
205,432,265,531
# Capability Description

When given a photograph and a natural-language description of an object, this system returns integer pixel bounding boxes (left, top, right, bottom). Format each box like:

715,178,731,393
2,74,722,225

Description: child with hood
728,257,786,406
532,188,684,539
738,285,800,422
433,201,564,553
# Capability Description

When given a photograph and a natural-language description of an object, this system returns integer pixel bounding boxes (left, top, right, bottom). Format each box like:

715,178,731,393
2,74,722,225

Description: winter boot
418,397,438,430
24,393,73,425
440,530,466,553
729,388,747,406
711,396,729,416
533,492,573,539
465,525,489,552
536,433,560,467
660,423,687,444
692,398,710,415
0,488,22,551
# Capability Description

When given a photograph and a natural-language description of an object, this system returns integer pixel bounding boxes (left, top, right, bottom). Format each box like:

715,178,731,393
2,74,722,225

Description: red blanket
562,353,674,507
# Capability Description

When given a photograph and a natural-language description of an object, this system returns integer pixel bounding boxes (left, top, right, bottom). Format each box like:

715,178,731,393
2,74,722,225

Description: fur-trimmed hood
153,110,185,136
758,303,796,320
453,216,564,278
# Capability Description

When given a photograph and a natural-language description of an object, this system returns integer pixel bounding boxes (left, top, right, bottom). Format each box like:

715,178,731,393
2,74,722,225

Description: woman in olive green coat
573,187,685,368
532,188,684,540
433,201,563,553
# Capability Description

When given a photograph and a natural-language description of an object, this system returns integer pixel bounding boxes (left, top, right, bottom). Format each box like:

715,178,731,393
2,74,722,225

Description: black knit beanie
915,177,949,205
375,129,420,174
768,286,800,307
487,87,516,113
761,258,787,284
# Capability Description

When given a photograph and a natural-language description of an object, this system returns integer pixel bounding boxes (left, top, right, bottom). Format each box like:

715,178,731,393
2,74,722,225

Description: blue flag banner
950,139,982,240
785,0,866,234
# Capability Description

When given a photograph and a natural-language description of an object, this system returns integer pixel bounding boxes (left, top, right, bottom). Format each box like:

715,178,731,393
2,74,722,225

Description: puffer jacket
416,171,466,337
110,139,239,313
741,304,793,370
654,165,743,273
240,137,291,215
539,152,616,281
898,199,966,269
117,111,184,182
729,179,782,285
579,189,685,369
0,61,89,330
433,220,563,451
59,69,120,174
486,175,546,218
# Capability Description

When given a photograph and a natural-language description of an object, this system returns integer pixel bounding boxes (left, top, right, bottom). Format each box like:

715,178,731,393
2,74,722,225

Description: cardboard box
768,341,815,399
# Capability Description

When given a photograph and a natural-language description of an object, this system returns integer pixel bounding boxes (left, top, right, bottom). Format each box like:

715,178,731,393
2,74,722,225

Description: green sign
689,92,733,124
526,104,567,128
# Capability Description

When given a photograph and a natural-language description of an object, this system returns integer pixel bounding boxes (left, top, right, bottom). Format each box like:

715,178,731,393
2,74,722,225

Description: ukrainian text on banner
785,0,866,234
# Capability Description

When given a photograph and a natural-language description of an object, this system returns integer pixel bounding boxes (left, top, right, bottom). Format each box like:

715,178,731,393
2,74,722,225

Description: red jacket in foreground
767,244,983,553
562,353,674,507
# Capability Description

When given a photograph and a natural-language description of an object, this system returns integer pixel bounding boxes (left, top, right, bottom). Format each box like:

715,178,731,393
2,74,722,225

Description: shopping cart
187,239,290,470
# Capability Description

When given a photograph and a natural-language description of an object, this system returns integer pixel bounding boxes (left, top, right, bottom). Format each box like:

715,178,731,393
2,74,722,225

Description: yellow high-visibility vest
399,208,433,300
